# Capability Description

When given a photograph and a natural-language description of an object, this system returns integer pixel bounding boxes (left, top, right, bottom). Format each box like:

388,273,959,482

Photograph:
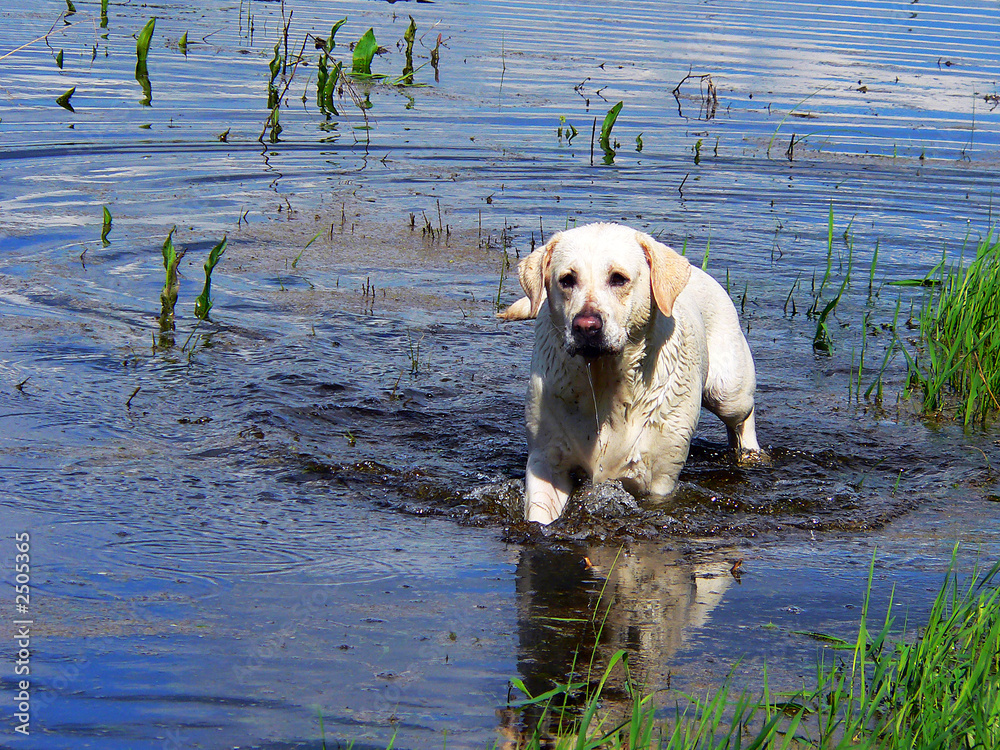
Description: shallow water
2,0,1000,747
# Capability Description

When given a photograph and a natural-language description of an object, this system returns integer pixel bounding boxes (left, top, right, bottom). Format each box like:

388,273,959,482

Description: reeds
810,205,852,354
905,232,1000,425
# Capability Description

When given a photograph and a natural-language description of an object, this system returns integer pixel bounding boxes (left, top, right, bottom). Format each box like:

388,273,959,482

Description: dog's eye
608,272,629,288
558,273,577,290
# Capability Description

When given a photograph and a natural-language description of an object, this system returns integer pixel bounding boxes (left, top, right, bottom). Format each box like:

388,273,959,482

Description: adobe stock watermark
12,531,32,737
6,531,182,747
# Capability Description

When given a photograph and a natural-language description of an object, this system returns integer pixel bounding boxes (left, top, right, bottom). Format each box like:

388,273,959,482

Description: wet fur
499,223,760,525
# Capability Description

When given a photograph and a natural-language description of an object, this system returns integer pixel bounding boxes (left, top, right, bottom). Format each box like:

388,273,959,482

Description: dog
499,222,759,525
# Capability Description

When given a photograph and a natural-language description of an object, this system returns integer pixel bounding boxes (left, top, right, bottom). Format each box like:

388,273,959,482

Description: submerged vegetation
501,554,1000,750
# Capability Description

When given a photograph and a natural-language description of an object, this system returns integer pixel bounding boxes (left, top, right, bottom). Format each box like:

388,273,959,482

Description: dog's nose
572,311,603,336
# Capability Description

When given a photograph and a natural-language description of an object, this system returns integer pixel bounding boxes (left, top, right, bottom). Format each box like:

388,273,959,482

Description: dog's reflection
498,544,732,746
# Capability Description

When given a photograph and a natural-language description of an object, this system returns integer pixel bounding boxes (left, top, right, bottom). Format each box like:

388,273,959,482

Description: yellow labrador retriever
500,222,759,525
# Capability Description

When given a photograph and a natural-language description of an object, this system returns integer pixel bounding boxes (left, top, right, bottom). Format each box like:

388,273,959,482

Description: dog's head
499,223,691,358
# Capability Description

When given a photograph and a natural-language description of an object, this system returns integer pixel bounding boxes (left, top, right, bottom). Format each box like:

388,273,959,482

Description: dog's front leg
524,453,572,525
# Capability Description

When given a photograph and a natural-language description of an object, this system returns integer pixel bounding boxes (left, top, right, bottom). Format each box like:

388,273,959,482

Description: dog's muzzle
568,310,610,357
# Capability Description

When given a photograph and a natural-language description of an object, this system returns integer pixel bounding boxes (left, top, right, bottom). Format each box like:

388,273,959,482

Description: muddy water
2,0,1000,747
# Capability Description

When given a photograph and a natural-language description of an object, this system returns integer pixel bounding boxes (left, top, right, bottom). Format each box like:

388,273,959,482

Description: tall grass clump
502,552,1000,749
905,231,1000,425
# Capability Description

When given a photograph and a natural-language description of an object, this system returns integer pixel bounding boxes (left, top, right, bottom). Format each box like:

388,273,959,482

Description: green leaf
159,228,186,336
321,61,341,112
136,18,155,67
352,28,378,76
101,206,112,245
267,105,281,143
327,18,347,50
55,49,63,69
599,100,623,148
178,31,188,55
55,86,75,112
400,16,417,84
268,42,281,84
194,236,227,320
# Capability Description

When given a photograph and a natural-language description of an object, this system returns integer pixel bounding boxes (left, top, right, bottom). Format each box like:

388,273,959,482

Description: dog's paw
736,447,771,467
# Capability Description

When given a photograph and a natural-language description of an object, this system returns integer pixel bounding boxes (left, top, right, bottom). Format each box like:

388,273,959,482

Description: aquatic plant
178,32,188,55
352,28,379,76
400,16,417,85
135,18,156,105
767,84,828,158
407,330,422,374
430,33,441,78
904,231,1000,425
136,18,155,68
558,115,579,144
101,206,112,246
194,236,227,320
811,206,853,354
495,246,511,314
158,228,185,338
316,19,346,114
267,41,281,108
55,86,75,112
599,101,623,164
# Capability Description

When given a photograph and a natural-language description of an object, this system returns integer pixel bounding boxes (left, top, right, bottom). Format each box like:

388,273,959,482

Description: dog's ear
638,232,691,318
496,237,557,321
